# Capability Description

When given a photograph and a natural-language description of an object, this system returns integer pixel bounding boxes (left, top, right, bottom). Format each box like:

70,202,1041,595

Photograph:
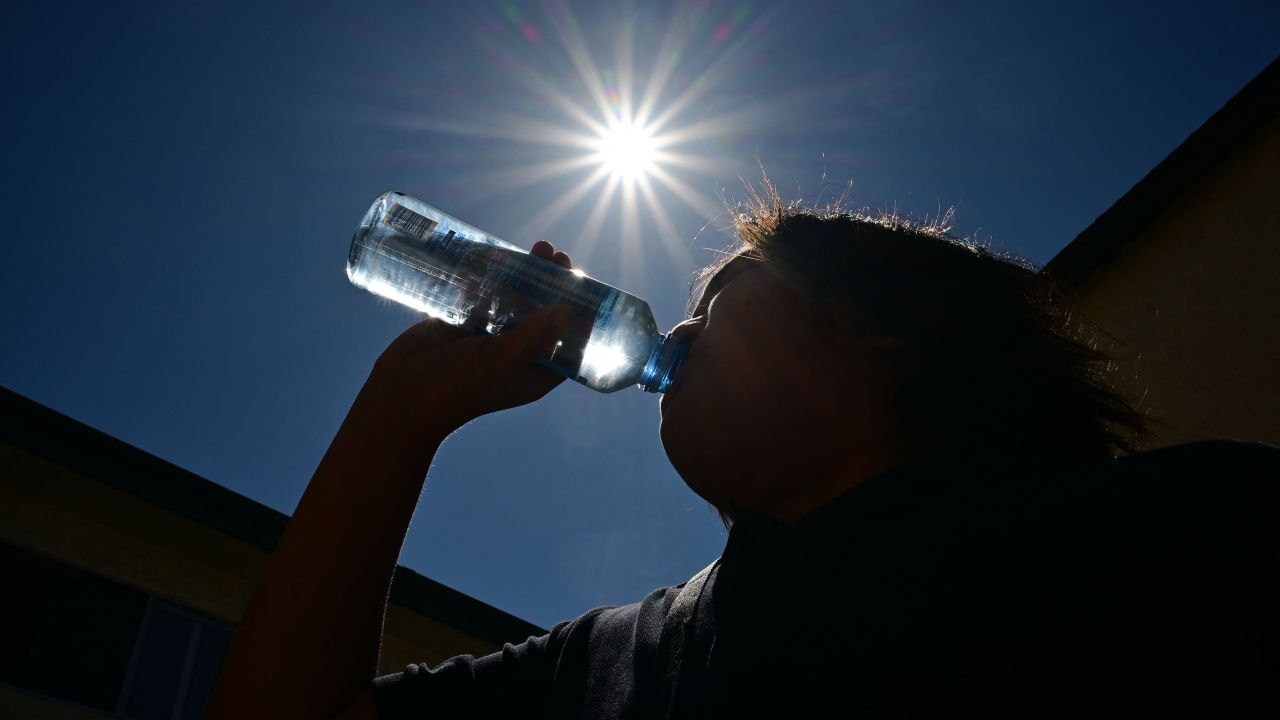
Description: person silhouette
208,188,1277,719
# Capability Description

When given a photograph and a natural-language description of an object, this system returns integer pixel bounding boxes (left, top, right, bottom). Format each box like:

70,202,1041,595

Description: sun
387,1,773,257
592,117,657,182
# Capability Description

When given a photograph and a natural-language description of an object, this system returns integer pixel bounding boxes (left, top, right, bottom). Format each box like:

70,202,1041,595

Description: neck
761,445,913,524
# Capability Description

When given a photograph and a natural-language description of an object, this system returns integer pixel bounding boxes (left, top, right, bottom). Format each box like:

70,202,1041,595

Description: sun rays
362,1,779,286
498,2,783,281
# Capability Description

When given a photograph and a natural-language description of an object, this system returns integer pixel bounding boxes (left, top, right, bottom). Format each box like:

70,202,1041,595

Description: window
0,542,232,718
121,600,232,720
1,542,149,711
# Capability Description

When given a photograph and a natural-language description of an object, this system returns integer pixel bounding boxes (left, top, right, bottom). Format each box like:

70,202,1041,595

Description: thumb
489,304,572,369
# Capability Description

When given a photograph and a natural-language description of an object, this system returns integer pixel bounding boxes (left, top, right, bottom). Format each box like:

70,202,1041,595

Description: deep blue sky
3,0,1276,630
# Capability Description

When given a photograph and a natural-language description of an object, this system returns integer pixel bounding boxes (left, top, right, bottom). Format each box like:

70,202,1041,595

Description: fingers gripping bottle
346,192,689,394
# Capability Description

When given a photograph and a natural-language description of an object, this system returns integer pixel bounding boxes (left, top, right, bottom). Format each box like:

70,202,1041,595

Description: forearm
206,295,569,719
207,387,452,720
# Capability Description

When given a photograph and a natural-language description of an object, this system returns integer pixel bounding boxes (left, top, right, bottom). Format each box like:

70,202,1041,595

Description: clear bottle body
346,192,685,393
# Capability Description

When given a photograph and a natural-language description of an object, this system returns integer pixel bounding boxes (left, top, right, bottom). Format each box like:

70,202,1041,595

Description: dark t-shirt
375,441,1278,718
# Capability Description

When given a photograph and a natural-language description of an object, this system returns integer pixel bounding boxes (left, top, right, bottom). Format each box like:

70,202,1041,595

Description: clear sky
3,0,1277,630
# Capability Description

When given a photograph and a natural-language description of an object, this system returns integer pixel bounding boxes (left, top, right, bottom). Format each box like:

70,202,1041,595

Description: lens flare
365,2,782,276
593,118,657,181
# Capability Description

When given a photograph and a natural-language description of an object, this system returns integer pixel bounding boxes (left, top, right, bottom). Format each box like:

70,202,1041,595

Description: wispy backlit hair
692,178,1149,476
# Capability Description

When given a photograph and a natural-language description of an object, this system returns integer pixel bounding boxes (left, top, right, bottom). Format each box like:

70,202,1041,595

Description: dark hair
691,179,1149,496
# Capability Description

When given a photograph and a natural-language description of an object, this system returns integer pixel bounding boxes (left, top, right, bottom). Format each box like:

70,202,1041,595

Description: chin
657,386,688,447
659,421,719,505
657,409,684,468
659,411,697,480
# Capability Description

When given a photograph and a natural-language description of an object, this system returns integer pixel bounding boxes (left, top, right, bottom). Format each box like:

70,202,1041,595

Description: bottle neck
640,333,691,393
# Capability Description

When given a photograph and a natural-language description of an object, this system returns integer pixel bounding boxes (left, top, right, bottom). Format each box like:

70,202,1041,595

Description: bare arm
205,242,574,720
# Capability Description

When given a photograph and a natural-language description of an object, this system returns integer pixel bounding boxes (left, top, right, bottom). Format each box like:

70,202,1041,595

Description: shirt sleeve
372,607,612,720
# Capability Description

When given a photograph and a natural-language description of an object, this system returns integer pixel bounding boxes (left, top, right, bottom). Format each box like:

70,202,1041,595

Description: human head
659,180,1148,526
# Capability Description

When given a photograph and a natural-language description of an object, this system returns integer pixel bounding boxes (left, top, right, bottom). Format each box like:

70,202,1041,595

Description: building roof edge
1041,55,1280,289
0,384,548,643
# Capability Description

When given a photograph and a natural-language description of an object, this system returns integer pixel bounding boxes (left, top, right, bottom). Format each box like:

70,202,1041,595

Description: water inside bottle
347,193,667,393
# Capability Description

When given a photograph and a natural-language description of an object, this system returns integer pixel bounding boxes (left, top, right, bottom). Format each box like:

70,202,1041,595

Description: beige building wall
1070,113,1280,450
1,438,520,718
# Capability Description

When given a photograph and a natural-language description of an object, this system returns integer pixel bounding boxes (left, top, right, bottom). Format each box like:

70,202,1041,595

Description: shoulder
1015,441,1277,607
1057,439,1278,518
374,601,656,719
932,441,1279,602
1107,438,1280,478
538,584,682,666
1031,438,1278,498
1024,440,1275,532
557,584,677,641
1062,442,1279,707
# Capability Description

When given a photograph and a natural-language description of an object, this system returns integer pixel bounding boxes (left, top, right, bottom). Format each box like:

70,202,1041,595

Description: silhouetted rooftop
0,384,548,643
1043,54,1280,289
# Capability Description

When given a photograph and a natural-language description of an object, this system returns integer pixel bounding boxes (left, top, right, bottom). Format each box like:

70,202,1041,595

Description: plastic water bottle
346,191,689,394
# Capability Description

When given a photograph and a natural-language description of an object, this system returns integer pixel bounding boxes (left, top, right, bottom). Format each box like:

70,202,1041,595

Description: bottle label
592,288,621,330
384,203,439,240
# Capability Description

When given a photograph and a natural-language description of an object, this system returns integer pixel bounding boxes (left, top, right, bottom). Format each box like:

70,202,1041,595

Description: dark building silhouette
0,387,544,719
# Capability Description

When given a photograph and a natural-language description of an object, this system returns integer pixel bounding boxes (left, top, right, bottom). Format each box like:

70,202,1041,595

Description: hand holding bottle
349,241,576,455
207,244,575,720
